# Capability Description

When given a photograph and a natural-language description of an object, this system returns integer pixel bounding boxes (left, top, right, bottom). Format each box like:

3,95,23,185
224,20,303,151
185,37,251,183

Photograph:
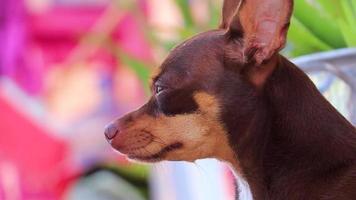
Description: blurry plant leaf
293,0,346,48
120,53,151,93
207,0,221,28
341,0,356,24
338,0,356,46
112,164,150,179
353,0,356,12
287,16,332,57
105,164,150,199
338,19,356,46
104,38,151,93
178,27,198,39
175,0,194,27
317,0,345,18
162,41,179,51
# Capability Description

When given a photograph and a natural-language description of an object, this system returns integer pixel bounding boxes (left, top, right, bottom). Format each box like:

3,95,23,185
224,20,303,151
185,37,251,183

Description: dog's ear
226,0,293,66
220,0,242,29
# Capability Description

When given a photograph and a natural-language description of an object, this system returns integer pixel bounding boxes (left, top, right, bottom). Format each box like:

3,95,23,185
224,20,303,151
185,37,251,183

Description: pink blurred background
0,0,235,199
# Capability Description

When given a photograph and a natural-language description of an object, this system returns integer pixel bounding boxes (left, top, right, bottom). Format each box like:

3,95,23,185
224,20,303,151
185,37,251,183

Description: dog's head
105,0,293,163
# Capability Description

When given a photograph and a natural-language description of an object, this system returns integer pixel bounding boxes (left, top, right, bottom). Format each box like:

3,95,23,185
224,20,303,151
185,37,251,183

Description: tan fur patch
114,92,239,167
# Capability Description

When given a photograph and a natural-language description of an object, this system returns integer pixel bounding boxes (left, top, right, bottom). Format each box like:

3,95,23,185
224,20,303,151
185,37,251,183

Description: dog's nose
104,123,119,140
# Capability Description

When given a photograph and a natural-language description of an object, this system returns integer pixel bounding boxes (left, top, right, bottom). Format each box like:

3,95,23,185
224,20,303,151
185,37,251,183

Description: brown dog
105,0,356,199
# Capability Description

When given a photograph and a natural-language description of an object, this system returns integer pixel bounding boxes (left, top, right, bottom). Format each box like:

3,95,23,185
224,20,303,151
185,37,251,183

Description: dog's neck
228,55,356,199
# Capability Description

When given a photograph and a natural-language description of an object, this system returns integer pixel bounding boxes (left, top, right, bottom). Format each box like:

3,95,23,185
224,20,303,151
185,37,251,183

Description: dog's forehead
155,30,225,85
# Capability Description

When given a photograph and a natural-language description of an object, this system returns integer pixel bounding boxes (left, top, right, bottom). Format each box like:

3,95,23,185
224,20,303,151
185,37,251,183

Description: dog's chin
127,154,163,163
123,142,184,163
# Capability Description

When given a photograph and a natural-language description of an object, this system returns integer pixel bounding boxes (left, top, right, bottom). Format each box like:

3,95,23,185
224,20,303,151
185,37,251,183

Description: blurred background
0,0,355,199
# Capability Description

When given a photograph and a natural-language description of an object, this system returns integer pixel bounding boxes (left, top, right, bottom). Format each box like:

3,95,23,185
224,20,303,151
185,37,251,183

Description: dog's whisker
193,162,209,181
152,136,169,145
142,147,155,156
152,139,167,146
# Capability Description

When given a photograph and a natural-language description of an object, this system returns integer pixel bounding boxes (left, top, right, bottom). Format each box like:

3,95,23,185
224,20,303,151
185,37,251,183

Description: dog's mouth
127,142,183,162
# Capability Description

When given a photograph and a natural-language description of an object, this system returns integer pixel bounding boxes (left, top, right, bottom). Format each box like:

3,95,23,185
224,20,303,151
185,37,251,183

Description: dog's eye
155,85,166,95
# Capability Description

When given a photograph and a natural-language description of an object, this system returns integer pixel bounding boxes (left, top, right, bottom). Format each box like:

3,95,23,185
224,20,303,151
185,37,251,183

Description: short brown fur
105,0,356,199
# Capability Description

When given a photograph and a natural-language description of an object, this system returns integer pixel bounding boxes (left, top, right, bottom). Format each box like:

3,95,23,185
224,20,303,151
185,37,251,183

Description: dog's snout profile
104,123,120,140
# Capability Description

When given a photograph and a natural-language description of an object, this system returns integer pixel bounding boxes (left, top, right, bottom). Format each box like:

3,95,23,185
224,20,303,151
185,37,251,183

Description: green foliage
105,164,150,199
176,0,195,27
287,16,332,56
288,0,356,56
